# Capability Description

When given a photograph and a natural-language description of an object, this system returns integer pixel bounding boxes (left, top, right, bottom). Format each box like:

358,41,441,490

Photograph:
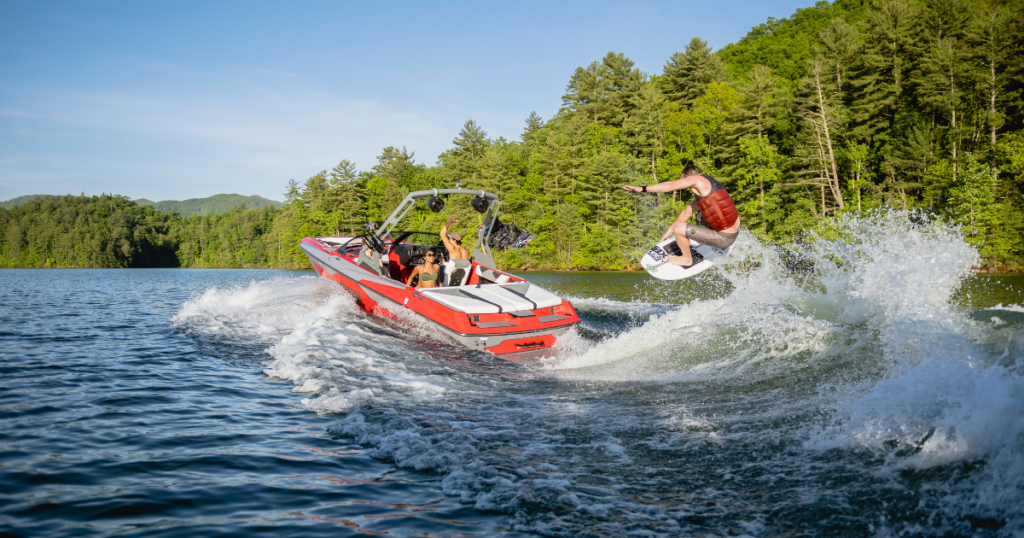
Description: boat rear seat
441,259,472,287
420,283,561,314
475,265,510,284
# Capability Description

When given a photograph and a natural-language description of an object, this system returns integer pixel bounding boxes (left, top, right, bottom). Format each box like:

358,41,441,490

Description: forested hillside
2,0,1023,270
1,195,54,210
138,194,283,216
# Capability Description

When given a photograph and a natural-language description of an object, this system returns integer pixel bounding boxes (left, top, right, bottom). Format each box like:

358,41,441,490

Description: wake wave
172,211,1024,536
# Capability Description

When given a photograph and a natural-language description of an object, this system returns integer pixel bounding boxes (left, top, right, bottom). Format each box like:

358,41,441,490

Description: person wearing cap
440,215,470,260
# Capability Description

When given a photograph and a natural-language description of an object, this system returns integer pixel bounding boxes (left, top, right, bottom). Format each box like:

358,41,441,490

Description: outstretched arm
440,215,458,251
623,174,703,194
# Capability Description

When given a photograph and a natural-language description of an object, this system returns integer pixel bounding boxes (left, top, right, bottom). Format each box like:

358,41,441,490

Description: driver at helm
440,215,470,260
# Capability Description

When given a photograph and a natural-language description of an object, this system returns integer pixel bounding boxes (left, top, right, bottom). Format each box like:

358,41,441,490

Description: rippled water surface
3,213,1024,537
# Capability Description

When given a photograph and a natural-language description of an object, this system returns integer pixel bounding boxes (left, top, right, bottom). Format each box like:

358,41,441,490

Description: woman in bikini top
407,249,443,289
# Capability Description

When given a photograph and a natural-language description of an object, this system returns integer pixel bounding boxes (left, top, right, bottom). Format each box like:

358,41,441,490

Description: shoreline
4,265,1024,274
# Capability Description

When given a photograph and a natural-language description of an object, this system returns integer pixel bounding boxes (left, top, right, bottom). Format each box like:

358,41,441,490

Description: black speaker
470,195,489,213
427,195,445,212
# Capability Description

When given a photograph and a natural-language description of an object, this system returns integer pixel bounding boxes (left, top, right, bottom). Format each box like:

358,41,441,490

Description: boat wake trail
173,211,1024,537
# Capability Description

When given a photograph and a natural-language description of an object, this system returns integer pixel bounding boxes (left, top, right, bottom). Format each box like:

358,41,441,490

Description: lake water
3,214,1024,537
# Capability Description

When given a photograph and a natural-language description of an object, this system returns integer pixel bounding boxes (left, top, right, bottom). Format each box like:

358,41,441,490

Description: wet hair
682,163,703,176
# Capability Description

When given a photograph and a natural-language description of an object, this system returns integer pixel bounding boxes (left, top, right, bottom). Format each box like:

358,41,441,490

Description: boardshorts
685,224,739,250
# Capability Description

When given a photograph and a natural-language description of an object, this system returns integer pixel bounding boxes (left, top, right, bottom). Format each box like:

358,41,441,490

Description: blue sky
0,0,812,202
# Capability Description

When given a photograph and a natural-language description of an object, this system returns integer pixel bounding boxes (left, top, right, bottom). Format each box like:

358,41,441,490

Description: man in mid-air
623,164,741,268
440,215,470,260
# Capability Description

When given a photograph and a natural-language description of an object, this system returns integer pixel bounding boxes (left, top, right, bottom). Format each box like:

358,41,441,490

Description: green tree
849,0,920,142
814,18,860,94
843,143,873,211
449,120,491,187
948,154,1001,257
661,37,727,106
372,146,417,184
523,111,545,143
796,56,845,212
731,64,784,139
916,37,968,180
329,159,366,235
967,6,1020,159
734,135,785,235
563,52,645,127
623,82,668,180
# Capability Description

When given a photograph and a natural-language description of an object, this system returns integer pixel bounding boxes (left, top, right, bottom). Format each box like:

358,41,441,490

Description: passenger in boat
622,163,741,268
407,249,443,289
440,215,470,260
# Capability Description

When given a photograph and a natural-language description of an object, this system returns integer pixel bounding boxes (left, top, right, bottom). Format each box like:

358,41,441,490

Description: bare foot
667,255,693,268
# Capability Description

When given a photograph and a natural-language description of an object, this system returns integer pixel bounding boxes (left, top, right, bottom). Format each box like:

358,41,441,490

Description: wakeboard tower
301,188,579,357
641,237,733,281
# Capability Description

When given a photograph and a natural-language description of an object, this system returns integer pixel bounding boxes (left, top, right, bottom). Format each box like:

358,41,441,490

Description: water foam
545,211,1024,532
170,212,1024,535
173,275,455,414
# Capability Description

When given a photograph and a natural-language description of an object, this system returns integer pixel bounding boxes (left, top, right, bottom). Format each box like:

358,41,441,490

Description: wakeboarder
623,164,741,268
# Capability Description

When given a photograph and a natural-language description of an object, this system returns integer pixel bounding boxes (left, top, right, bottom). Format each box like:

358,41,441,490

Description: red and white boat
301,188,580,357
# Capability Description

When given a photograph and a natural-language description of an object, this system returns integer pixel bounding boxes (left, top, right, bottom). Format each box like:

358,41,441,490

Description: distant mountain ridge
1,193,282,215
0,195,55,210
136,194,283,216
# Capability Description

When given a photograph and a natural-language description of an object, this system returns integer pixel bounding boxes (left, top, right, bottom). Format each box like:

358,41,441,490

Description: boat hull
301,237,579,356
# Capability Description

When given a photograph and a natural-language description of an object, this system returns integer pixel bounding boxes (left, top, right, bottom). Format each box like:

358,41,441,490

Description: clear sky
0,0,811,202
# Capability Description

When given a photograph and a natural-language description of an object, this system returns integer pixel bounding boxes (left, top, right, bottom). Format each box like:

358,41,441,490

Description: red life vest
697,188,738,231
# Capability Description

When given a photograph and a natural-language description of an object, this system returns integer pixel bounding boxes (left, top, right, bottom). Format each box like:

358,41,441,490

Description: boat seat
441,259,472,287
475,265,510,285
420,283,562,314
500,282,562,309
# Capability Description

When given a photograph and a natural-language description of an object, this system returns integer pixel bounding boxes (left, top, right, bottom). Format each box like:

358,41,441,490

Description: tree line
2,0,1023,270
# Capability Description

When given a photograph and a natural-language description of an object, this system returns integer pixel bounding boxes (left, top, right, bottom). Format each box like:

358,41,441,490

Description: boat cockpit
316,230,518,289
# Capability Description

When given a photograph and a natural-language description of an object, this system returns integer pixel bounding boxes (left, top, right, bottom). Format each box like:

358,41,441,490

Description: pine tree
690,82,739,169
523,111,544,143
562,53,644,127
534,112,590,205
298,171,330,212
893,123,936,190
920,0,971,42
967,6,1019,159
730,64,784,141
623,82,667,181
796,57,844,211
372,146,417,185
814,18,860,94
842,143,872,211
949,154,1000,256
283,179,300,205
329,159,366,235
450,120,491,187
734,135,785,235
849,0,920,142
562,62,608,124
600,52,645,128
661,37,727,106
917,37,968,180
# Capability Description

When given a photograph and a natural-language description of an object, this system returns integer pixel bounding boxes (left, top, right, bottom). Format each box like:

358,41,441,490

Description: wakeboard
641,238,733,280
